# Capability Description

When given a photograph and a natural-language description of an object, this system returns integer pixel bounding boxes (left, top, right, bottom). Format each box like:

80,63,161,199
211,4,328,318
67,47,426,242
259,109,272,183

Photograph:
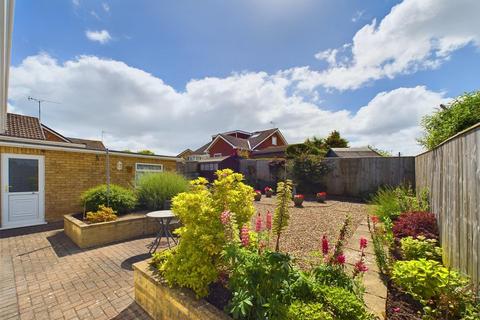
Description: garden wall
415,123,480,283
322,157,416,197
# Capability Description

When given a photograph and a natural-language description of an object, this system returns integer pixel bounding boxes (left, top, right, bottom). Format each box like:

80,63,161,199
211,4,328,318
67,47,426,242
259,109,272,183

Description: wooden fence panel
322,157,416,197
415,124,480,284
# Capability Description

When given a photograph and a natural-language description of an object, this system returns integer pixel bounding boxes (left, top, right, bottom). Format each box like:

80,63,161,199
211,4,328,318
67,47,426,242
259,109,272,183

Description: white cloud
102,3,110,13
351,10,365,23
85,30,111,44
90,11,100,20
8,54,447,156
291,0,480,90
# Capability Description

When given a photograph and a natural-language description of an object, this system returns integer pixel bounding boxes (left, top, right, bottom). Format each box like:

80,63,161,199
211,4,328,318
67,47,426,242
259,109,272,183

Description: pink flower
359,237,368,250
322,235,329,256
255,190,262,194
220,211,231,225
266,210,272,230
241,224,250,247
354,260,368,273
370,216,379,224
264,186,272,192
255,213,262,232
336,253,346,265
294,194,304,199
393,307,400,313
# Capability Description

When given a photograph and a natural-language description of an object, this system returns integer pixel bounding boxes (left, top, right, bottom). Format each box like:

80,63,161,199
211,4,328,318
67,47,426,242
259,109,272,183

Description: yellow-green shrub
156,169,255,297
85,205,118,223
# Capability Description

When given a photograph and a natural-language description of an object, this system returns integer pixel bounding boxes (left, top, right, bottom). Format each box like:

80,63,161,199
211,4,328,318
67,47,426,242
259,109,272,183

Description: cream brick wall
0,146,177,225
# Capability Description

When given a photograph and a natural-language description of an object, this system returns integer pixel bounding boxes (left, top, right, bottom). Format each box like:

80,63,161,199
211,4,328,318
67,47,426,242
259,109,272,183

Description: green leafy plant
85,205,117,223
312,264,356,293
392,259,468,302
313,285,373,320
400,236,442,261
80,184,136,214
224,246,296,320
156,170,255,297
273,179,293,251
286,301,333,320
289,155,330,194
392,259,478,319
136,172,189,210
370,185,429,222
419,90,480,150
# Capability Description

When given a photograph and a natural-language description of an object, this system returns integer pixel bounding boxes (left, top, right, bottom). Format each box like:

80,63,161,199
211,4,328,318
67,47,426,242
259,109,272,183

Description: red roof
0,113,105,150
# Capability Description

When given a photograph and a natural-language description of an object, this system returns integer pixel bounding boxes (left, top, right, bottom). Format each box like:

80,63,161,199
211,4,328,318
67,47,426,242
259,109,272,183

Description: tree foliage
419,90,480,150
286,131,349,158
137,149,155,155
290,155,330,194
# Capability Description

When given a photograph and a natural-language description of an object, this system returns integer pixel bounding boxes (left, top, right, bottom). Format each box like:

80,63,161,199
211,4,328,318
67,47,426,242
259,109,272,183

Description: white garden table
146,210,178,253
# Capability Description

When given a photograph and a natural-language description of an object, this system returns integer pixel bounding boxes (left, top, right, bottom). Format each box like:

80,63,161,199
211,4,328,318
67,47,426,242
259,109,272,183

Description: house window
135,163,163,183
272,136,277,145
213,153,222,158
200,163,219,171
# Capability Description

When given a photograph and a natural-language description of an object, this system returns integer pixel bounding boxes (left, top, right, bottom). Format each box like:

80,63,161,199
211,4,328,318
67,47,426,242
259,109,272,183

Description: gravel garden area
253,196,369,269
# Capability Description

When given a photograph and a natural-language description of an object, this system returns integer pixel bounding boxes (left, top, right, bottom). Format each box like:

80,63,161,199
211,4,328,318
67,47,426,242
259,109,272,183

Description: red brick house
189,128,288,160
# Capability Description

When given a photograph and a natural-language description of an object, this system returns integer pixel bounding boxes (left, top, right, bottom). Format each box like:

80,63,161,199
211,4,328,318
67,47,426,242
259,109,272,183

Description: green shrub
85,205,117,223
400,236,442,261
80,184,136,214
136,172,189,210
370,185,429,222
392,259,468,302
312,264,356,293
224,247,296,320
314,285,373,320
286,301,333,320
419,90,480,150
392,259,478,319
158,170,255,297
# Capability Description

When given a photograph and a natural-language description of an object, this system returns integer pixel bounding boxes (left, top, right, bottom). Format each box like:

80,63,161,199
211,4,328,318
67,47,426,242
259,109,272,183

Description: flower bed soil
386,280,423,320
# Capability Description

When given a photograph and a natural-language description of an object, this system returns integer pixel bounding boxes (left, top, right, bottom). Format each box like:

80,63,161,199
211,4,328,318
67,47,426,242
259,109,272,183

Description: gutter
0,138,182,162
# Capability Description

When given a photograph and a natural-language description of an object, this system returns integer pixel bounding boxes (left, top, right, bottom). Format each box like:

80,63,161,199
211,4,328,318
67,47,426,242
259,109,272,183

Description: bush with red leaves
392,211,439,240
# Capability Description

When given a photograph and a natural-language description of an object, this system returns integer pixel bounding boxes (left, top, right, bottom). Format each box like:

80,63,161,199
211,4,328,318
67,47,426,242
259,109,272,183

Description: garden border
64,213,158,248
133,259,231,320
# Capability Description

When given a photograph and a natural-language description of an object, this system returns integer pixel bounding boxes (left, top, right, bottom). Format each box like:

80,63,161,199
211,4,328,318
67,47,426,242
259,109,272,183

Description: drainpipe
106,148,110,207
0,0,15,134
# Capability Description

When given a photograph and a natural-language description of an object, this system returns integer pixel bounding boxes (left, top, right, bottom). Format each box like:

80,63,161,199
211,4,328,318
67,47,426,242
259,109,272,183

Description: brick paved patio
0,223,162,320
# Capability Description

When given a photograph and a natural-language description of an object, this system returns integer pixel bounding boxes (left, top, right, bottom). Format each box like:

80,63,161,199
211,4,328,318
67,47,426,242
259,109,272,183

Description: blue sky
8,0,480,155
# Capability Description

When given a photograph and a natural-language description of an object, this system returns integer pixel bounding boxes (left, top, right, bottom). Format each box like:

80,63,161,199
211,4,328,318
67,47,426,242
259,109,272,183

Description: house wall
255,132,285,150
0,146,177,225
208,138,235,157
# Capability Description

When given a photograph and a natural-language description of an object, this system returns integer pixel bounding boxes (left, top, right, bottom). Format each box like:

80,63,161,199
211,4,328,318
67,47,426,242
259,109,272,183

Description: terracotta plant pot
316,192,327,203
265,190,273,198
293,195,304,207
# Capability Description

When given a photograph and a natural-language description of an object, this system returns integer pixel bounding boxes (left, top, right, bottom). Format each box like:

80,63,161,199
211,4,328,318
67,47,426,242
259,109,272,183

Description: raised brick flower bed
64,213,158,248
133,260,231,320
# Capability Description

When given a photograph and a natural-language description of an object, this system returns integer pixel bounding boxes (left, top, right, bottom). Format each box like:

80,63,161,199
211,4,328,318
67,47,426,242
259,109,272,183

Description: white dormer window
272,136,277,145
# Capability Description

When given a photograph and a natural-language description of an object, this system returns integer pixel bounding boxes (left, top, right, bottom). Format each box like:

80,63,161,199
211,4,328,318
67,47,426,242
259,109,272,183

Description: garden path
0,222,158,320
344,219,387,319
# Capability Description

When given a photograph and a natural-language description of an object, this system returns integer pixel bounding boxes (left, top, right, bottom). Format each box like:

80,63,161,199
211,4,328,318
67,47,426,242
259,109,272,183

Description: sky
7,0,480,156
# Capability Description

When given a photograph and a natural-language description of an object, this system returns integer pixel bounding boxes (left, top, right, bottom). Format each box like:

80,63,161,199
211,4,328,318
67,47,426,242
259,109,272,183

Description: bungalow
189,128,288,160
0,113,180,229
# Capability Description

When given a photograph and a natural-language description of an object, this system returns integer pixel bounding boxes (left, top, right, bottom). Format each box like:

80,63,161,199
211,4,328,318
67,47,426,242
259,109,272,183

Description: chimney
0,0,15,134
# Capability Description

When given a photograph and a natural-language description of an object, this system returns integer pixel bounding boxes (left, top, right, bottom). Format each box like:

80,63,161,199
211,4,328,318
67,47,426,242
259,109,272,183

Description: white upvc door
1,154,45,229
